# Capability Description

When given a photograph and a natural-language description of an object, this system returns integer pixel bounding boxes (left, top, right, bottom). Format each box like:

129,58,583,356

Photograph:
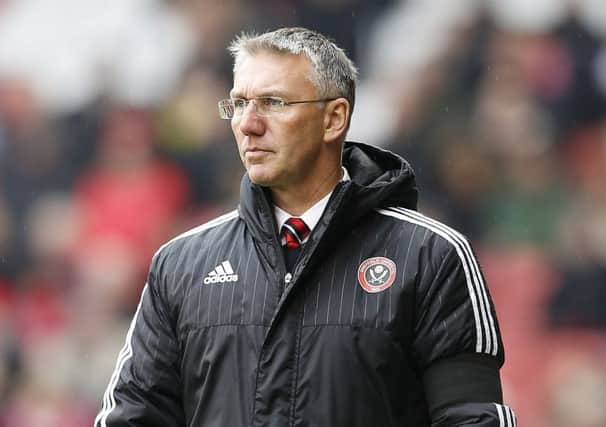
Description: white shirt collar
274,167,350,244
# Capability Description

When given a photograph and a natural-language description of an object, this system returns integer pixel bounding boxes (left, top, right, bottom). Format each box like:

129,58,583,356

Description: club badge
357,257,397,293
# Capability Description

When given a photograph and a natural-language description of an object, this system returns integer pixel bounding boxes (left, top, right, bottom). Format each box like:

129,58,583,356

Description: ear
323,98,350,144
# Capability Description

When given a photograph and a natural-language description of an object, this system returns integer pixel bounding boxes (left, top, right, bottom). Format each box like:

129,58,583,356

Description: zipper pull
284,272,292,285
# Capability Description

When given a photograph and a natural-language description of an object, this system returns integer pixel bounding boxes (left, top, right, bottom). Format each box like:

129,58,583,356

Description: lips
245,147,269,153
244,144,273,154
243,146,273,163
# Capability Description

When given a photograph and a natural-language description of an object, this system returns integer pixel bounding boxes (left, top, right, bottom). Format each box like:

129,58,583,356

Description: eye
233,99,247,109
260,97,283,107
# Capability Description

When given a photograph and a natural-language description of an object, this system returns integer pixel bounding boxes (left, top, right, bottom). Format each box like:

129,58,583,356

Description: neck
271,166,342,216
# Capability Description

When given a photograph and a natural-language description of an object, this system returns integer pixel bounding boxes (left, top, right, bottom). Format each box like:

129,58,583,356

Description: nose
237,101,265,136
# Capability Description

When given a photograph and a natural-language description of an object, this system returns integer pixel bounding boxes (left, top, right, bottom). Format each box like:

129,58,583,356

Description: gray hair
228,27,358,126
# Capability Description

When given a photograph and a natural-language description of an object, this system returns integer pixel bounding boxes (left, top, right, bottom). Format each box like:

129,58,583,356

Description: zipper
249,181,349,426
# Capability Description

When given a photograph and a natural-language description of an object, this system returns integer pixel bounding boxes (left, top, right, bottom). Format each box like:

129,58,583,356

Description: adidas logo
203,261,238,284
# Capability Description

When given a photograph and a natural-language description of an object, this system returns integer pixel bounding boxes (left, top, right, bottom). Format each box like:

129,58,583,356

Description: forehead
231,52,316,97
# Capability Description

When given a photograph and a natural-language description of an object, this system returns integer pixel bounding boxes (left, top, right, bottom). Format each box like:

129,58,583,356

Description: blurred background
0,0,605,425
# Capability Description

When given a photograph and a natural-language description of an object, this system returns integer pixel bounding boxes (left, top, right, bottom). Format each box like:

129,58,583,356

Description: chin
247,170,274,187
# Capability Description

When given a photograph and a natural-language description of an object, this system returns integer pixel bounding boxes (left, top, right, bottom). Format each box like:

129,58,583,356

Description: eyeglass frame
218,96,339,120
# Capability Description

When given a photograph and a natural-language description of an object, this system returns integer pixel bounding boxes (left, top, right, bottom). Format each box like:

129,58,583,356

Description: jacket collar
237,141,418,272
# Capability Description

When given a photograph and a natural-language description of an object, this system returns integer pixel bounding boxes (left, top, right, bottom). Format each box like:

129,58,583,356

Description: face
230,52,332,192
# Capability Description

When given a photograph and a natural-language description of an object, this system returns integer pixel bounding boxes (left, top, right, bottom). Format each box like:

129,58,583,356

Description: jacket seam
183,322,269,330
300,323,394,331
179,323,269,340
179,320,398,333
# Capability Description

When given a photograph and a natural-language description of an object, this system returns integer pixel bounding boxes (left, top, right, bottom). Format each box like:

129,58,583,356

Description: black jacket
95,142,516,427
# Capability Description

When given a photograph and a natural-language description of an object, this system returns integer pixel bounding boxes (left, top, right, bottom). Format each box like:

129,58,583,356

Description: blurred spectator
0,1,605,426
176,0,257,75
155,65,241,205
0,0,195,113
544,331,606,427
549,121,606,329
73,106,192,275
0,78,70,279
0,279,21,411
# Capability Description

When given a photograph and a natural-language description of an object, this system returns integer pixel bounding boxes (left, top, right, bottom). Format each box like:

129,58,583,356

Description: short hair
228,27,358,128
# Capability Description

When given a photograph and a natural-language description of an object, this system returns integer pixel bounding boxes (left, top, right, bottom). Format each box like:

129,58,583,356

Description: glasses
218,96,337,119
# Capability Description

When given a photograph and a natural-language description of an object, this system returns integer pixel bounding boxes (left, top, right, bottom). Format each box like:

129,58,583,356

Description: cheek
284,116,322,148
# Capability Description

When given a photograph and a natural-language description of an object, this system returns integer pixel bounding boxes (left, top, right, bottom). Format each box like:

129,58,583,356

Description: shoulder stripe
506,405,517,427
389,207,498,356
496,403,505,427
377,207,498,356
95,285,148,427
154,209,239,257
495,403,516,427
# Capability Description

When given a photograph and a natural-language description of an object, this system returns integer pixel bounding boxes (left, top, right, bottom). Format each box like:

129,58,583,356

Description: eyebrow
229,89,290,99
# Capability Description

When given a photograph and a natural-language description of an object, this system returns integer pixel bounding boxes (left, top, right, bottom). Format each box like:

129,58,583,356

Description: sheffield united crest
357,257,397,293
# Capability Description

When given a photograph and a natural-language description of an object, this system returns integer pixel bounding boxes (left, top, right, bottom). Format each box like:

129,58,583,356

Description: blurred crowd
0,0,605,426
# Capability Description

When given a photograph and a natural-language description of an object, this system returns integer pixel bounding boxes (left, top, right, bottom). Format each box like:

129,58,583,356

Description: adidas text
203,261,238,284
204,274,238,284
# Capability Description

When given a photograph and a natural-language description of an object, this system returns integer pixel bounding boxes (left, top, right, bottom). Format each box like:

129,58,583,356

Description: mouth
244,146,273,162
245,146,269,152
244,143,273,154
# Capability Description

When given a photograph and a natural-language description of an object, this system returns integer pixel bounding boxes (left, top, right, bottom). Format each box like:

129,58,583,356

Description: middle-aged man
95,27,517,427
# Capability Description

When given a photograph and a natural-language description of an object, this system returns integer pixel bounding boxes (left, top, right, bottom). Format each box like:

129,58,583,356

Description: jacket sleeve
94,251,185,427
431,402,517,426
423,353,517,426
411,233,516,426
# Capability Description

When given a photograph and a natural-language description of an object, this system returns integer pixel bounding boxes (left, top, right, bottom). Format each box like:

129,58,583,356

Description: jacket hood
341,140,417,214
237,141,418,267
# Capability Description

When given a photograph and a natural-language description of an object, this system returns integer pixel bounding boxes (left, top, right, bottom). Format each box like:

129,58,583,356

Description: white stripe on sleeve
495,403,505,427
95,285,148,427
378,207,498,356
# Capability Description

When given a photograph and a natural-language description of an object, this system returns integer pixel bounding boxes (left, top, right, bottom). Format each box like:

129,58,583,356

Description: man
96,27,517,426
